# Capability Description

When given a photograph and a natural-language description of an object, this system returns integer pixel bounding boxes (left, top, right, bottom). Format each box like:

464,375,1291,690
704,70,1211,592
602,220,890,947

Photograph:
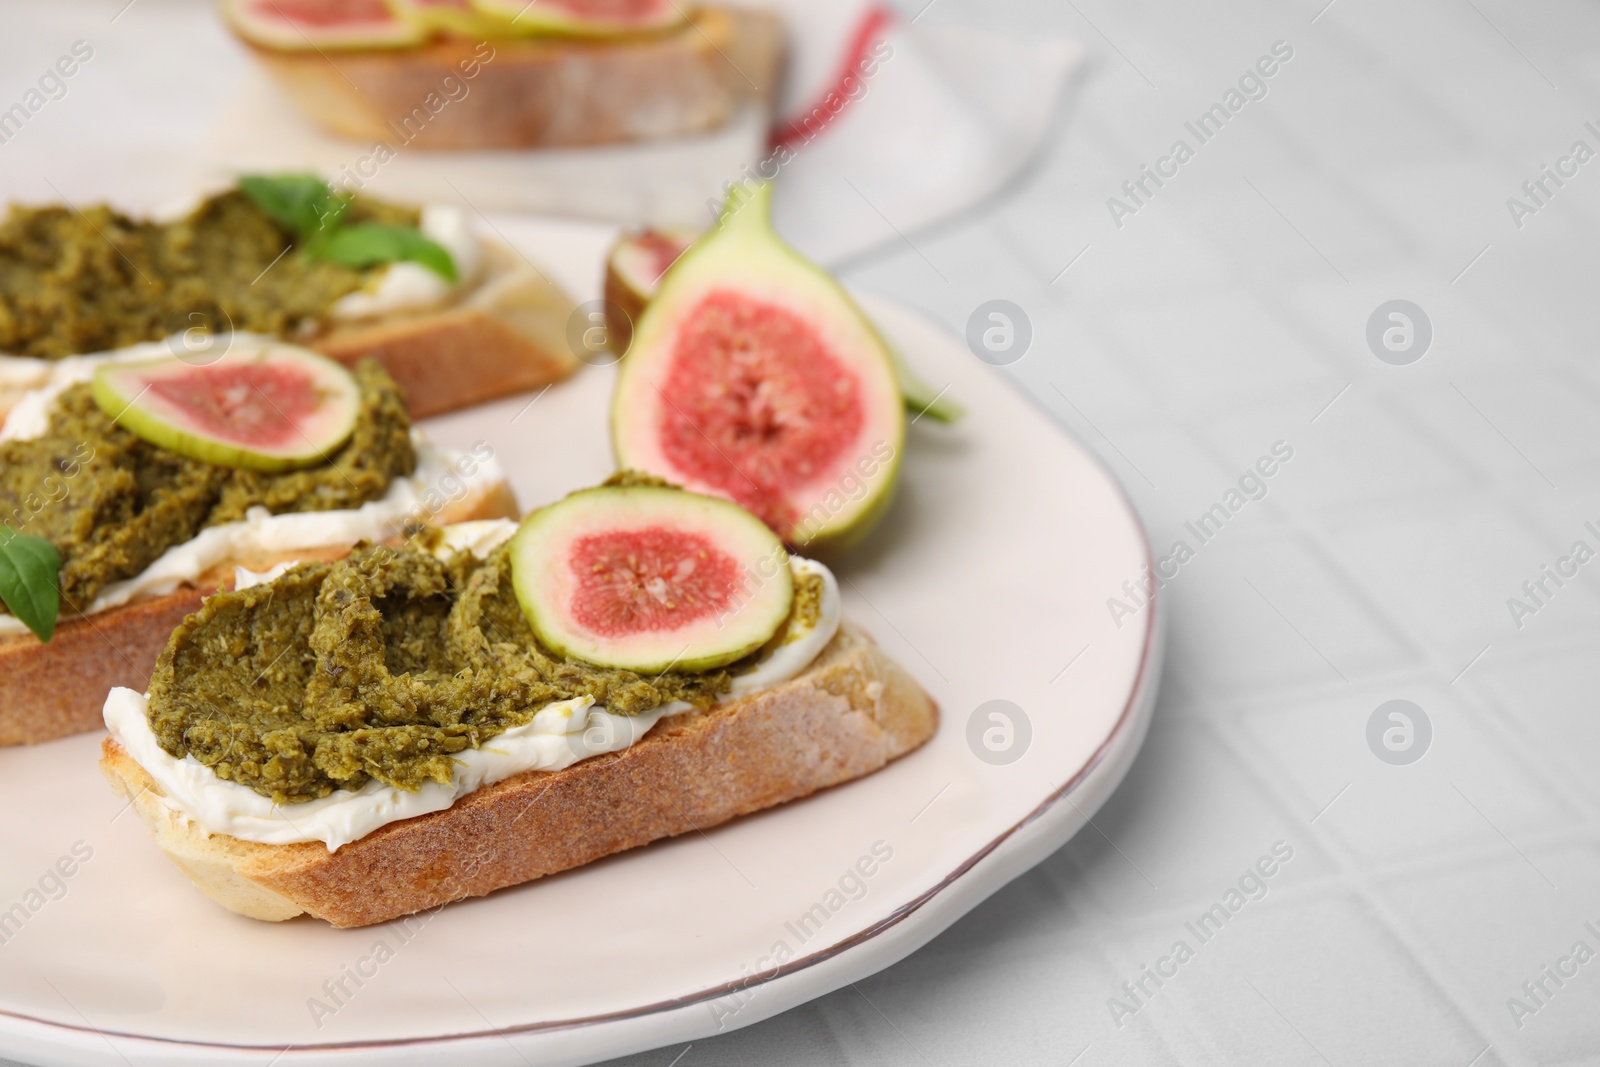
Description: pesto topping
601,469,679,490
147,542,742,803
785,568,822,641
0,190,418,360
0,359,414,614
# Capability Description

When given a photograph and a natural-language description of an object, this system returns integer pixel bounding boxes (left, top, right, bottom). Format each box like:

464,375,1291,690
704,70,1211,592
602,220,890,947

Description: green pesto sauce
0,360,414,613
147,545,828,805
149,543,726,802
785,568,822,641
601,469,678,490
0,190,417,359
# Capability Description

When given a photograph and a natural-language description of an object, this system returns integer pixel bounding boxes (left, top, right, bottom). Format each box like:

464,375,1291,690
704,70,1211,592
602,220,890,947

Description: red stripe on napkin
768,5,896,151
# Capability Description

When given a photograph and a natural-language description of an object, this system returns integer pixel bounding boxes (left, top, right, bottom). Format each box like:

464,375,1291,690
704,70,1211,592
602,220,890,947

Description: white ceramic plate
0,225,1159,1067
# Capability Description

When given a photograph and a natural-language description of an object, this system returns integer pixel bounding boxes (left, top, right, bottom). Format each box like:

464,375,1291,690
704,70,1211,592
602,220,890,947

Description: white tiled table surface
603,1,1600,1064
6,0,1600,1064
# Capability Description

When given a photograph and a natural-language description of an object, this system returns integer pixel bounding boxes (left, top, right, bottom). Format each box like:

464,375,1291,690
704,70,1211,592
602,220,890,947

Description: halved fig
606,227,964,424
222,0,426,50
611,181,906,557
91,343,361,472
603,227,697,356
471,0,686,37
510,484,792,673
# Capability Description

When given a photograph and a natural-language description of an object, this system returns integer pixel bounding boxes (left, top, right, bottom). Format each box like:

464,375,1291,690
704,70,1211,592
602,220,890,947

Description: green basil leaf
239,173,348,243
313,223,459,282
0,527,60,642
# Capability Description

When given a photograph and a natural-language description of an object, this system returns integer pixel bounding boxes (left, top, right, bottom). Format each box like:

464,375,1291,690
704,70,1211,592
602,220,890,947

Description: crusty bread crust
0,479,519,747
100,622,937,928
243,7,784,150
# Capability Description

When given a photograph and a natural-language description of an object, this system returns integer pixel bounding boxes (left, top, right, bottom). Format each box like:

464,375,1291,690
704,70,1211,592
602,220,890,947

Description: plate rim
0,298,1163,1065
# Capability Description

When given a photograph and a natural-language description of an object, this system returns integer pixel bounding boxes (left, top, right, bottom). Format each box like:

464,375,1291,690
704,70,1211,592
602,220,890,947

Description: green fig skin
91,346,362,473
470,0,685,38
611,181,907,556
388,0,522,38
509,484,793,674
793,467,901,563
225,0,425,50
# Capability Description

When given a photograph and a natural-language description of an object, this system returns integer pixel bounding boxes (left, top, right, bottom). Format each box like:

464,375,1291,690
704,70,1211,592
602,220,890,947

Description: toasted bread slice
310,239,579,419
100,622,936,928
242,6,784,149
0,237,580,428
0,478,518,747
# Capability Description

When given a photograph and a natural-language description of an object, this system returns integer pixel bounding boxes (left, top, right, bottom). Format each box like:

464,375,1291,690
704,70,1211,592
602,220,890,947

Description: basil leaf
239,173,348,243
314,223,459,282
0,527,60,642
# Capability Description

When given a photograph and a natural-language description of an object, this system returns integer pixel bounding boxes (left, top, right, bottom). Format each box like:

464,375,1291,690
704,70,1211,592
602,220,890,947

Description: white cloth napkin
205,1,1080,266
0,0,1080,270
753,0,1084,265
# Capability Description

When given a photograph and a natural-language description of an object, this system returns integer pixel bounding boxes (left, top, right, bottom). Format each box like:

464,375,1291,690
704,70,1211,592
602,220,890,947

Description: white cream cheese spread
0,437,501,637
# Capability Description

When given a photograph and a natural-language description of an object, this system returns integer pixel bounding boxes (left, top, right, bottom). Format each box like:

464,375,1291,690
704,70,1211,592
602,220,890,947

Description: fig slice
471,0,686,37
611,180,906,557
222,0,426,50
603,227,697,356
510,484,792,674
91,343,362,472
